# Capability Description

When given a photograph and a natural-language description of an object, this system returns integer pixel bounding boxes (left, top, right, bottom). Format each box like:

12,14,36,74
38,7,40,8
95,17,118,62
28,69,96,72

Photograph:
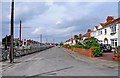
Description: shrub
83,37,99,48
83,37,102,57
63,44,70,47
91,46,102,57
72,44,84,48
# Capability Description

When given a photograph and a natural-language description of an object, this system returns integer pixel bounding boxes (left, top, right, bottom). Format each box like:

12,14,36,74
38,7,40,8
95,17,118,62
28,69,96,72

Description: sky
1,0,119,43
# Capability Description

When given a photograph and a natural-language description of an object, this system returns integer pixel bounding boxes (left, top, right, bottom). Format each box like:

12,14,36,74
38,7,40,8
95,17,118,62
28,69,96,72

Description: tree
2,35,11,46
2,35,19,47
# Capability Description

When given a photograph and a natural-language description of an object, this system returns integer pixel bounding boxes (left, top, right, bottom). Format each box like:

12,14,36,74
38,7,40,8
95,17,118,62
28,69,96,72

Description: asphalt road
2,47,118,76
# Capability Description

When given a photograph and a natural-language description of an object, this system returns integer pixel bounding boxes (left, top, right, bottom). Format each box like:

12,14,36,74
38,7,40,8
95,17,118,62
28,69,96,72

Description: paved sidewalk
63,48,119,70
96,52,114,61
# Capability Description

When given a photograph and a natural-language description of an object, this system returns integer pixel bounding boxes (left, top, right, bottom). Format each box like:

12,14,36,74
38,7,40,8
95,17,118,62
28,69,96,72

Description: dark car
100,44,112,52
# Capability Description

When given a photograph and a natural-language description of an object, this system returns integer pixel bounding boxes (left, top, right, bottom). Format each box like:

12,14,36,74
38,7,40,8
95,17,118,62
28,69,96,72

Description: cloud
2,2,118,42
14,2,50,24
2,0,119,2
32,26,76,36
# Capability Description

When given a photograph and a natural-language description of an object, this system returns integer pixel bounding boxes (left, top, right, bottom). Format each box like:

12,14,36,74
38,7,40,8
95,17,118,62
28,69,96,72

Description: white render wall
91,22,119,47
63,40,76,45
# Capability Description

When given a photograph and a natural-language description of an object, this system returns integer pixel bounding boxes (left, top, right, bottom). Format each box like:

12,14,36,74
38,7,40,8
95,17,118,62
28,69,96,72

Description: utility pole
71,32,73,46
53,39,54,45
19,20,22,41
46,38,48,44
40,34,42,44
6,35,7,45
10,0,14,63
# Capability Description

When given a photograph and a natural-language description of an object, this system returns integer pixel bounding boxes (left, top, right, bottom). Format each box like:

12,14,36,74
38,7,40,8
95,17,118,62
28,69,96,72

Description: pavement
64,48,119,69
1,47,119,76
96,52,114,61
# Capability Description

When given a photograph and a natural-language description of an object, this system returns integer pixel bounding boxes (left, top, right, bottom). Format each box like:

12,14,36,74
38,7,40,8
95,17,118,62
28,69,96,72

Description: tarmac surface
2,47,119,76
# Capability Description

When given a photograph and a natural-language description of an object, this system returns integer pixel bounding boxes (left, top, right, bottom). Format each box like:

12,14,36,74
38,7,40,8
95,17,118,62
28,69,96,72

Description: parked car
100,44,112,52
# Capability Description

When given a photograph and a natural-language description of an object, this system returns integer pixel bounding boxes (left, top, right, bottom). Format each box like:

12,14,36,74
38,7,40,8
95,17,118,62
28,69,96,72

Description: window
98,29,102,35
110,25,116,33
115,39,117,46
105,29,107,35
111,39,118,47
100,29,102,34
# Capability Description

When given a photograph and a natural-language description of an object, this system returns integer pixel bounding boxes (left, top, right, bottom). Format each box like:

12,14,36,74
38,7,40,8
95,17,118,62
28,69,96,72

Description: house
91,16,120,47
81,29,92,42
63,38,76,46
63,29,92,46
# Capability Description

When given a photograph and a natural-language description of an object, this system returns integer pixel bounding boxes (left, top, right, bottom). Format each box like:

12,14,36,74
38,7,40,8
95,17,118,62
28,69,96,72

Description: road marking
26,66,74,77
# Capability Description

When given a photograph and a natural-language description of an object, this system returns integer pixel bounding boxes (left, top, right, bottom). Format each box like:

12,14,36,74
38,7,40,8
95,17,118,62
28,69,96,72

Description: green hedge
62,44,70,47
72,44,84,48
91,46,102,57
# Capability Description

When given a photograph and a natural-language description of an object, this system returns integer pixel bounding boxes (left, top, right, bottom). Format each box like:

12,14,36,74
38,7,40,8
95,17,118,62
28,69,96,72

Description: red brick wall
71,48,94,57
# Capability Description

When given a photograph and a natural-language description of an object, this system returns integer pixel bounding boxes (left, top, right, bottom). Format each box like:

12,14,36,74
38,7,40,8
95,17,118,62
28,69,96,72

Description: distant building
91,16,120,47
82,29,92,41
63,38,76,45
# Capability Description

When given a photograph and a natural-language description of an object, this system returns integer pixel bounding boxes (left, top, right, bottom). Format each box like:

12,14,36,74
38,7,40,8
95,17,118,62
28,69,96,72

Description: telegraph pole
10,0,14,63
20,20,22,41
6,35,7,45
53,39,54,45
46,38,48,44
40,34,42,44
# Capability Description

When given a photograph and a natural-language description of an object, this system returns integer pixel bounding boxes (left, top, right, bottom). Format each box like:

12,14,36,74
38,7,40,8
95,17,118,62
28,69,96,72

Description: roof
94,26,98,29
87,29,92,32
104,18,120,26
100,17,120,28
100,23,106,27
82,32,91,37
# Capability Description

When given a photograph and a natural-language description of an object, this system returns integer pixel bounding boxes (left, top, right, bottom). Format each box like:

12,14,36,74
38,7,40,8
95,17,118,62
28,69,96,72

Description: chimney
78,34,82,38
87,29,92,33
106,16,114,22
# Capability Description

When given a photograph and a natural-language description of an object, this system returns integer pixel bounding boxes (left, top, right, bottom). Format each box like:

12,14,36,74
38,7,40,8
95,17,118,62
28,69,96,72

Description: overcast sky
1,0,119,43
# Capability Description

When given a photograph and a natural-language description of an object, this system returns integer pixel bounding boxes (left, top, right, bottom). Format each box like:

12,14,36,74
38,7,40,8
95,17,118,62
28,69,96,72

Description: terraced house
91,16,120,47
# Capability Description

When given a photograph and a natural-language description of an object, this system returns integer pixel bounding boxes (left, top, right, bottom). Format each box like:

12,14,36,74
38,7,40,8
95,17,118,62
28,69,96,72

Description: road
2,47,118,76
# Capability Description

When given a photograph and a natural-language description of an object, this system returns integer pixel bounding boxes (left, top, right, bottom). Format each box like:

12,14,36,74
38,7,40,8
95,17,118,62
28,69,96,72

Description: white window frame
110,25,116,33
111,38,117,47
105,29,107,35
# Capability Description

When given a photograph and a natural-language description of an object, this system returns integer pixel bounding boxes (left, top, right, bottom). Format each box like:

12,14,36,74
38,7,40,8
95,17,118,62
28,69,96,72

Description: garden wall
63,46,94,57
71,48,94,57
